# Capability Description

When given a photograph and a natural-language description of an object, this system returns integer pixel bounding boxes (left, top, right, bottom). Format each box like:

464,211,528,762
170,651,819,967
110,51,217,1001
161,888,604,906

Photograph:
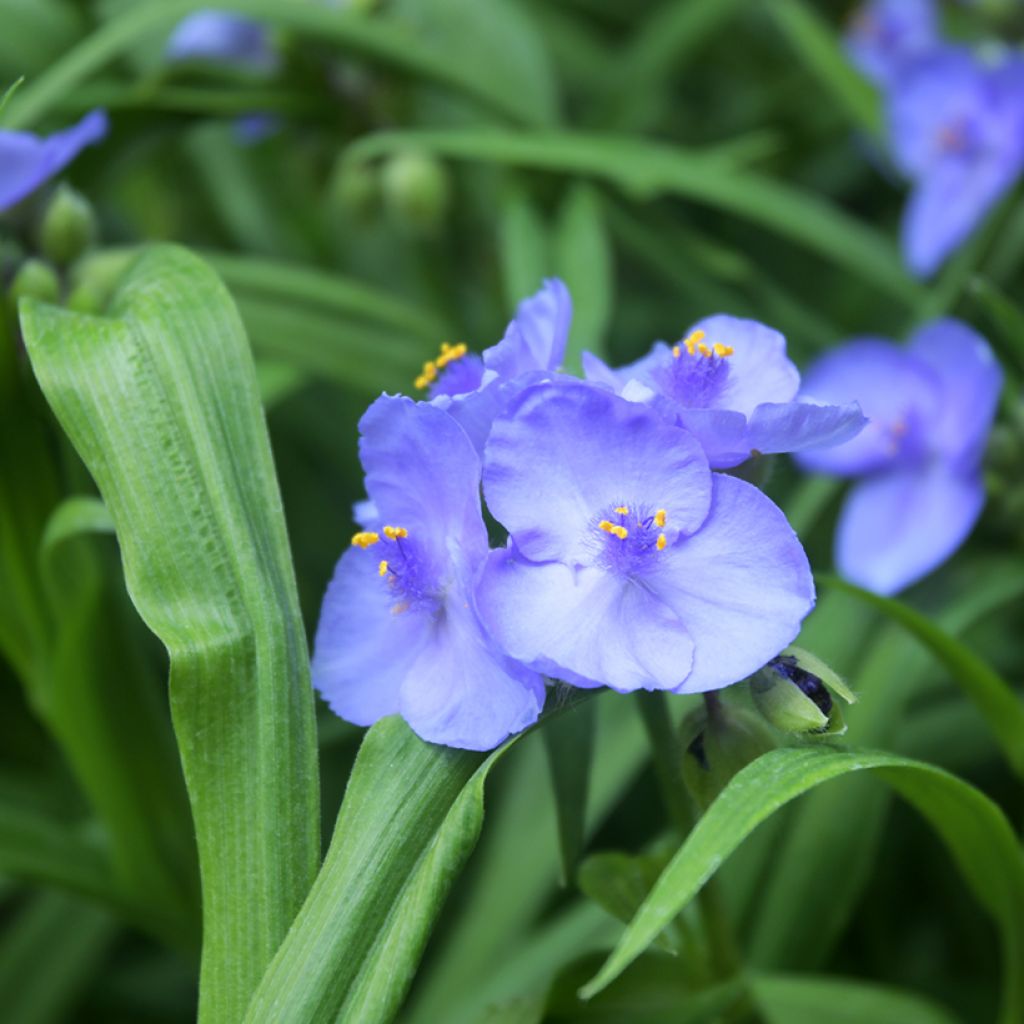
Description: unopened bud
10,259,60,306
750,646,855,736
39,185,97,267
330,158,379,222
381,151,450,232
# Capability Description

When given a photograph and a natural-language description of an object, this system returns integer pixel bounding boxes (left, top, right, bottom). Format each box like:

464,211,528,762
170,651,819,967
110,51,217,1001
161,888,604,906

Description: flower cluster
797,319,1002,595
313,282,866,750
846,0,1024,276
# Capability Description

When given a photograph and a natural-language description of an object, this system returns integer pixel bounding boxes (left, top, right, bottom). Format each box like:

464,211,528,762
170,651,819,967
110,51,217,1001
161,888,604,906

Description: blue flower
312,395,545,751
796,319,1002,595
582,315,866,470
845,0,939,88
0,110,108,213
166,12,279,74
476,381,815,694
888,48,1024,276
416,278,572,451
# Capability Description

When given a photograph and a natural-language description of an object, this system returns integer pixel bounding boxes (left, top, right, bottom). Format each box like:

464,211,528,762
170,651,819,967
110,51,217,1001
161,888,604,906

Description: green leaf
244,716,491,1024
752,973,962,1024
580,745,1024,1024
19,245,320,1024
969,275,1024,377
555,184,614,372
542,696,595,885
819,575,1024,778
0,75,24,113
766,0,881,136
1,0,545,132
347,129,920,304
498,184,551,310
473,994,547,1024
39,495,114,558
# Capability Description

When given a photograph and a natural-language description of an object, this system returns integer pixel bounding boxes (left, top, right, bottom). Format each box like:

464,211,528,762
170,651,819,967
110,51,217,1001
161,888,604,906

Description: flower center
350,525,440,613
415,341,469,391
653,328,734,409
594,504,670,576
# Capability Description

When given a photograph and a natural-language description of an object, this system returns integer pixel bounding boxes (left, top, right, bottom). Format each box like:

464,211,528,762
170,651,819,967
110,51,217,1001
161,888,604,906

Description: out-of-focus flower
796,319,1002,595
417,277,573,450
476,381,815,694
888,47,1024,277
166,12,279,73
845,0,939,87
312,395,544,751
582,315,866,469
0,110,108,213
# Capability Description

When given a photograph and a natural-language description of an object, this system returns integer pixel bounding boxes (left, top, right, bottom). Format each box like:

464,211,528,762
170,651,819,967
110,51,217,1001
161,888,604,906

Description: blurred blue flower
845,0,939,87
796,319,1002,595
166,12,279,73
476,381,815,694
582,315,866,469
312,395,544,751
888,48,1024,277
0,110,108,213
418,277,573,450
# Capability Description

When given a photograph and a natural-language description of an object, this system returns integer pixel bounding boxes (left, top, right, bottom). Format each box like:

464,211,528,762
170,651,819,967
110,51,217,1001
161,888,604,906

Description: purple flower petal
649,475,815,693
483,381,711,565
166,12,278,73
845,0,939,89
907,318,1002,468
484,277,572,379
745,400,868,456
399,599,545,751
836,462,985,594
0,109,108,212
795,339,941,476
476,553,695,692
675,407,751,469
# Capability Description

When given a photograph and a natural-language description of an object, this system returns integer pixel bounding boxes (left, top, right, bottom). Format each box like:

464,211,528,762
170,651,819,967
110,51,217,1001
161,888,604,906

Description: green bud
65,282,105,314
681,700,777,810
39,185,97,267
381,151,450,233
750,646,855,737
329,158,379,222
9,259,60,306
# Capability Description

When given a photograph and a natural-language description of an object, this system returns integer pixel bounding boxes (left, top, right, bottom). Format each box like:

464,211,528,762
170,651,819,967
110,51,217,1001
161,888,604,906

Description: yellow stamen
656,533,667,551
681,328,705,356
672,345,681,359
416,341,469,388
654,509,667,527
352,531,380,549
383,525,409,540
713,343,734,357
599,520,629,540
697,341,712,358
378,560,389,577
614,506,630,515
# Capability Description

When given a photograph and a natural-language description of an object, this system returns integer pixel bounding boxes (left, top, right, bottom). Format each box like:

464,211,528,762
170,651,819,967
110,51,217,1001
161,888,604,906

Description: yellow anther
614,506,630,515
378,560,389,577
656,533,667,551
414,359,439,390
681,328,706,356
697,341,712,358
417,341,469,387
654,509,667,527
383,525,409,540
713,343,734,357
672,345,681,359
599,520,629,540
351,531,380,549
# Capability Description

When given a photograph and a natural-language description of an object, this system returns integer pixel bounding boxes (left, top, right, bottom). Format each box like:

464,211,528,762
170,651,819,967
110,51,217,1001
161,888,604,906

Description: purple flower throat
352,526,440,613
653,327,735,408
593,504,672,576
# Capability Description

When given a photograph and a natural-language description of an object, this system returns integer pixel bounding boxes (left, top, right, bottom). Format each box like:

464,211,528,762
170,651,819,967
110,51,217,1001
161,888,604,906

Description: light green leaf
347,129,920,304
555,184,614,372
244,716,491,1024
19,245,320,1024
970,275,1024,377
580,746,1024,1024
39,496,114,560
498,184,551,311
820,575,1024,778
752,973,962,1024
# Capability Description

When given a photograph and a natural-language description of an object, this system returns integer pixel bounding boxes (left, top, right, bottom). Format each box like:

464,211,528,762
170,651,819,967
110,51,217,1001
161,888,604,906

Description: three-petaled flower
845,0,938,87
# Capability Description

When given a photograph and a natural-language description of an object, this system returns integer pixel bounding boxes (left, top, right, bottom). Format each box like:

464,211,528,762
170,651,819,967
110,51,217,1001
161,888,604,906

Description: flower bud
9,259,60,306
381,151,450,233
38,185,97,267
750,646,855,736
329,158,379,223
681,700,777,810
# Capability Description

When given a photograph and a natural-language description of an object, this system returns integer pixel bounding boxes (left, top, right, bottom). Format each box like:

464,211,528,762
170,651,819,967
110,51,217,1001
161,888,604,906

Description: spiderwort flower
312,395,544,751
476,381,815,694
0,110,108,213
416,278,572,451
582,315,866,470
845,0,939,88
889,47,1024,276
166,12,278,74
796,319,1002,595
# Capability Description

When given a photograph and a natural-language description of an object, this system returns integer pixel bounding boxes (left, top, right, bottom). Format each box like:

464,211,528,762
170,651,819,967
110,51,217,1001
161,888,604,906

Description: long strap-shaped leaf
19,245,320,1024
580,746,1024,1024
245,716,500,1024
